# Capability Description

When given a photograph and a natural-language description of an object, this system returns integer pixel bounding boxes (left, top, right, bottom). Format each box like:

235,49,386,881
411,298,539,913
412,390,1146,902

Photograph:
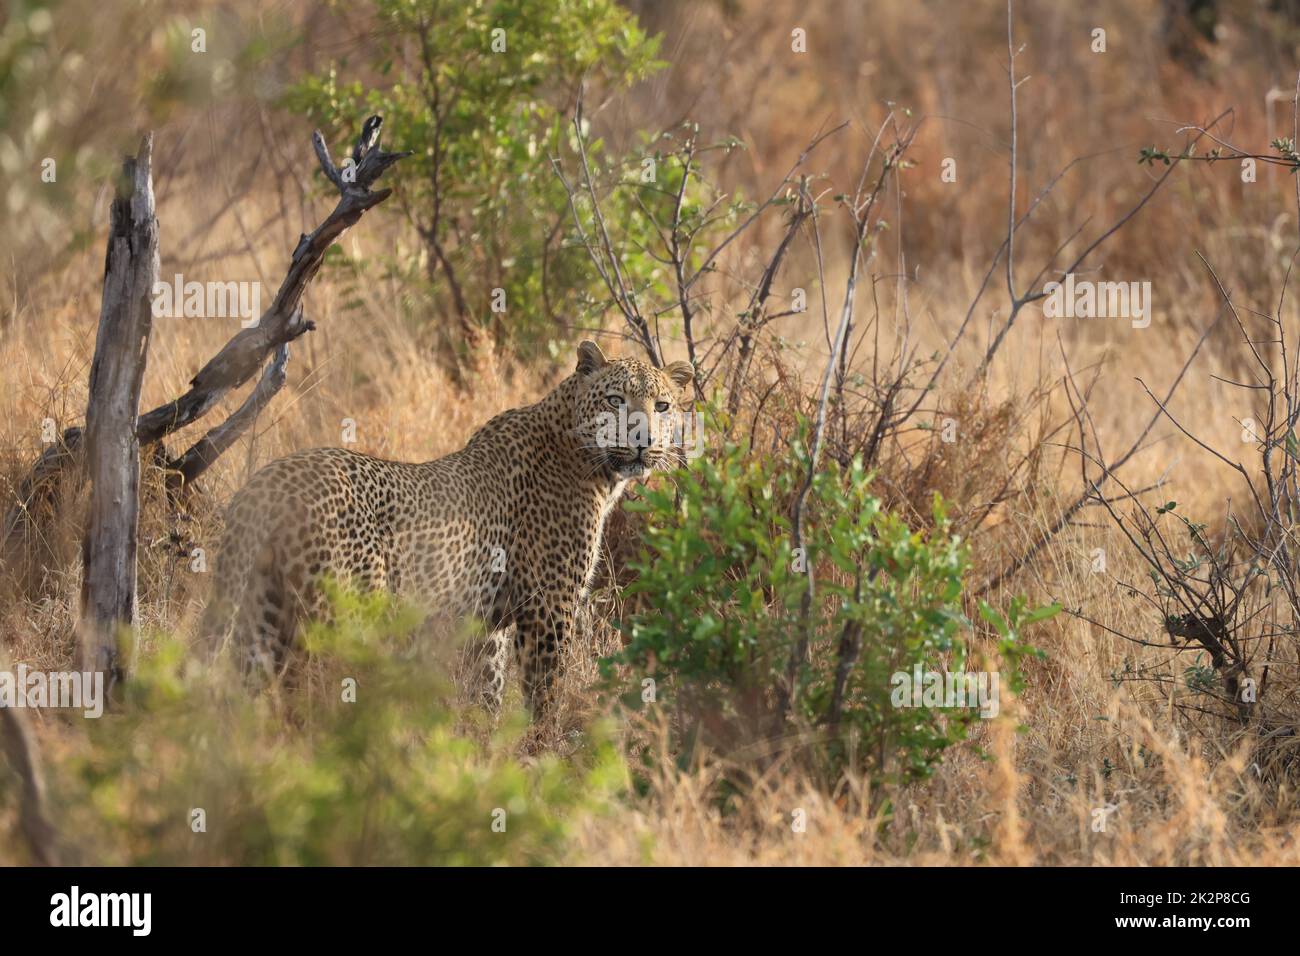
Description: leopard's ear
663,360,694,391
576,340,608,376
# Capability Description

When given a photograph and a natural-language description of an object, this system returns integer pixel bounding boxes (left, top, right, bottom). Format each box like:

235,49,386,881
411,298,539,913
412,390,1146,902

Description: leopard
200,340,694,717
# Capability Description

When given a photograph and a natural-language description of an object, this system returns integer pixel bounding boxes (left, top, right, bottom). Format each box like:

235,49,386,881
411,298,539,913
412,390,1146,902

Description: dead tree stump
78,135,158,687
1,117,408,681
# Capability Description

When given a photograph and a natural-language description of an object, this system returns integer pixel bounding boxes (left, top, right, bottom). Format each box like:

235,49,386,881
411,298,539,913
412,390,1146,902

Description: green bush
35,588,624,865
608,419,1048,784
284,0,664,354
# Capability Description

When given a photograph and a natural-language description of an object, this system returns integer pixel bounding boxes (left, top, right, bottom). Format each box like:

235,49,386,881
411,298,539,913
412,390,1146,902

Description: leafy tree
285,0,663,354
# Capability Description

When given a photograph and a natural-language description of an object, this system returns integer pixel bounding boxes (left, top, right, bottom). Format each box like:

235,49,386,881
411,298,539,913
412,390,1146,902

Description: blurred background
4,0,1299,478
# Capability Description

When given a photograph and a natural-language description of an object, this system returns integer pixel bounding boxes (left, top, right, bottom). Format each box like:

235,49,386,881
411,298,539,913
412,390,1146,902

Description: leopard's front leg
462,626,511,716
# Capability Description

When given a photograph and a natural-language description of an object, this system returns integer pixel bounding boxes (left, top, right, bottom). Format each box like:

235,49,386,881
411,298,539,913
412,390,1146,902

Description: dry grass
4,0,1300,864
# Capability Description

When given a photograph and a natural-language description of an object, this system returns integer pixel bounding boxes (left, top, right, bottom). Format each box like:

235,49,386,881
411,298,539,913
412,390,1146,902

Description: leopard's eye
654,400,670,413
606,394,625,408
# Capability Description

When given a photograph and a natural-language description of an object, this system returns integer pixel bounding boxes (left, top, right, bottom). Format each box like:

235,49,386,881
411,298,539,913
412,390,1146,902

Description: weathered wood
0,698,62,866
0,425,83,595
136,115,409,458
78,135,158,685
165,343,290,490
1,116,410,592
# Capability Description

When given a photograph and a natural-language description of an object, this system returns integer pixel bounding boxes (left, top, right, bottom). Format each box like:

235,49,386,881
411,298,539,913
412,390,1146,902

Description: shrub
284,0,664,354
608,418,1053,786
23,589,624,865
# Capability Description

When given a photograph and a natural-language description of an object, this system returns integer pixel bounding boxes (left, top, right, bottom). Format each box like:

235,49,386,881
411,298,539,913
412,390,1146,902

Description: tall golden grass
3,0,1300,864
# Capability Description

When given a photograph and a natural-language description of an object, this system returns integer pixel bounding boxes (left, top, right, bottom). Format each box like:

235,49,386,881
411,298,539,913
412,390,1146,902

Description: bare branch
2,117,408,589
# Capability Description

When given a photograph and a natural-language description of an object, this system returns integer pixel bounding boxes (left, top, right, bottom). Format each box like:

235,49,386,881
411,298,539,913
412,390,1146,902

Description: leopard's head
571,340,694,482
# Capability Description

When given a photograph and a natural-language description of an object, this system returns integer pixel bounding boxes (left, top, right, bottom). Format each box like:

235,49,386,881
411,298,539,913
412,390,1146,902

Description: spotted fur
201,341,693,716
